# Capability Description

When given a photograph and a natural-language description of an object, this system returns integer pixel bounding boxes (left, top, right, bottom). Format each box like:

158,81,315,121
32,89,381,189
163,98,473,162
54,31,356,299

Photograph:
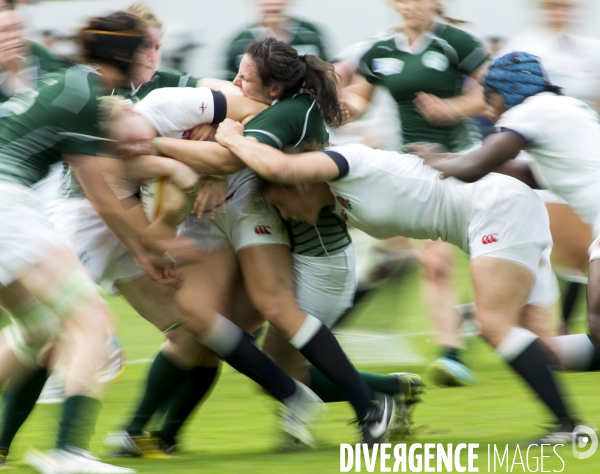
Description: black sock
506,338,570,421
126,351,189,436
156,366,220,444
294,318,374,418
561,281,582,326
0,368,49,454
56,396,102,451
586,335,600,371
223,333,296,401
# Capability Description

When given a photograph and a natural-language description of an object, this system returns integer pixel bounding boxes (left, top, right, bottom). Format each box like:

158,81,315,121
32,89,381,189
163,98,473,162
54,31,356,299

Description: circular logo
422,51,449,71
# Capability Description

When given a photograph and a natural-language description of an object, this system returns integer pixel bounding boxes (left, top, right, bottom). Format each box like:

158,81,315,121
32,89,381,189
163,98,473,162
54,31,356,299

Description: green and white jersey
224,18,328,80
0,64,104,189
0,41,68,104
115,69,201,101
359,23,488,152
237,93,351,257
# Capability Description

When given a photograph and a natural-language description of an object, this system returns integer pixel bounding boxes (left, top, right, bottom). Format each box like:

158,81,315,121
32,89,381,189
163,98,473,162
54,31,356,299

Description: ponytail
246,37,343,128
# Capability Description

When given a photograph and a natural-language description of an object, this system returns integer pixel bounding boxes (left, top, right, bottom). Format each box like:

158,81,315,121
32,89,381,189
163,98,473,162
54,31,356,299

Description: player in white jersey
409,51,600,389
213,117,580,443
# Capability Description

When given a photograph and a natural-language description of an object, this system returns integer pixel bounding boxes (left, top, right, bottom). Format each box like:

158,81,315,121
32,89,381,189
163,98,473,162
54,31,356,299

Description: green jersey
0,64,104,188
359,23,488,152
115,69,201,101
243,93,351,257
0,41,68,103
224,18,328,80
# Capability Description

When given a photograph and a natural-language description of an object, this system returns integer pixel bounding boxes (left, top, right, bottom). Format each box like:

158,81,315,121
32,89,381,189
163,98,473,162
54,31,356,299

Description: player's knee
4,306,61,367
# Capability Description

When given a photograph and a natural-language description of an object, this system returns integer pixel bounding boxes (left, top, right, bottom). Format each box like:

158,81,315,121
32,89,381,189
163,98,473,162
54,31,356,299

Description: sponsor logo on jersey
422,51,449,71
481,233,499,245
336,195,353,211
254,225,272,235
372,58,404,75
200,102,207,114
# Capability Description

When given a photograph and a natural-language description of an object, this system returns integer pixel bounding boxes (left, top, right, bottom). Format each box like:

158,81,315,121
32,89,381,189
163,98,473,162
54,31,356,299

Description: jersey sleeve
442,27,489,75
495,100,546,144
54,70,103,156
357,43,384,85
243,99,311,149
28,41,70,75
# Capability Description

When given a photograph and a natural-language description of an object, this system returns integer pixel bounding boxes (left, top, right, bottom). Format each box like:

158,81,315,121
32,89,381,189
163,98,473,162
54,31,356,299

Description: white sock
551,334,596,371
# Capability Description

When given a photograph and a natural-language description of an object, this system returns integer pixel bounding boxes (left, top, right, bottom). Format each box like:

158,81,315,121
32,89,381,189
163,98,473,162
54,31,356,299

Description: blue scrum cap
483,52,554,109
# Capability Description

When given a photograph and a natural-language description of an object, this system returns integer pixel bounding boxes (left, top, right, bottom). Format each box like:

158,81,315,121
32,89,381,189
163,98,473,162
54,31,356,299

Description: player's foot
37,375,66,405
25,447,135,474
0,450,15,470
356,393,396,447
148,433,179,456
426,357,476,387
104,431,172,459
279,382,325,449
389,372,425,438
521,418,582,446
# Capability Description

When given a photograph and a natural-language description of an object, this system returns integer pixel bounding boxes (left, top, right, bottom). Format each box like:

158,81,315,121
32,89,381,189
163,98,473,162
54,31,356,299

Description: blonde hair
125,2,163,31
98,95,136,136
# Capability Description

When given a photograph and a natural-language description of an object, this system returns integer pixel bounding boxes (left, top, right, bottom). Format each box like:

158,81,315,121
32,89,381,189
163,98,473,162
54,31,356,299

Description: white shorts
179,177,289,252
0,182,71,286
47,198,143,292
468,175,558,307
293,245,357,328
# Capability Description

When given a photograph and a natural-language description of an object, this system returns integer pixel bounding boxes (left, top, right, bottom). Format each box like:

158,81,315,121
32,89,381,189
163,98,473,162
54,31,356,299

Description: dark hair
245,37,343,128
78,11,146,75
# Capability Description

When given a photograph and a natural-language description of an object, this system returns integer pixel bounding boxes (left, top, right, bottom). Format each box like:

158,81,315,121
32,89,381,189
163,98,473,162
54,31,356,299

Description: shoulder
153,69,197,87
435,23,483,47
361,35,398,58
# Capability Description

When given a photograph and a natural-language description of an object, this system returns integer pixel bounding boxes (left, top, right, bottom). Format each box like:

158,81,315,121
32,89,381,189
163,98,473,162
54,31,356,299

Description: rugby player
411,52,600,406
213,116,577,443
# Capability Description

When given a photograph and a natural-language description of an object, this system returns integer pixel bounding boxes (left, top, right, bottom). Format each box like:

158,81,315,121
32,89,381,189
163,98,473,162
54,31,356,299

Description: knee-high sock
497,328,570,421
56,396,102,452
561,281,582,325
156,365,220,444
198,315,296,402
126,351,189,436
552,333,600,371
0,367,48,454
290,315,374,418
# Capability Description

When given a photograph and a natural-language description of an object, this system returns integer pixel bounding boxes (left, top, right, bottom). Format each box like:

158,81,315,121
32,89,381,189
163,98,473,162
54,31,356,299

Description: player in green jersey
120,38,423,451
223,0,328,81
0,11,152,474
342,0,490,388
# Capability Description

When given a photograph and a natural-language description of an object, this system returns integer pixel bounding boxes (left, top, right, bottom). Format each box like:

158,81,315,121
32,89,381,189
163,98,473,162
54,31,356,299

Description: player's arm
341,75,376,122
215,119,340,183
66,154,178,284
409,130,526,182
151,137,245,175
115,154,200,192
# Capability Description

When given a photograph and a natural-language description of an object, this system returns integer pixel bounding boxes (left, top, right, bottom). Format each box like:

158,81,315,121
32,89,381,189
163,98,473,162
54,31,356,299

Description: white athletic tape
495,327,538,362
289,314,322,349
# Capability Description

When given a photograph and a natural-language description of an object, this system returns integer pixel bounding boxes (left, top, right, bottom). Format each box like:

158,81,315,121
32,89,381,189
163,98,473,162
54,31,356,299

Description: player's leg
471,255,575,440
237,244,394,444
421,241,475,387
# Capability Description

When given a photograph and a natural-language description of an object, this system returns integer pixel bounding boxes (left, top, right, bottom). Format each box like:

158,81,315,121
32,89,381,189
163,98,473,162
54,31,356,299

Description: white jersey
496,92,600,234
134,87,224,138
326,144,474,252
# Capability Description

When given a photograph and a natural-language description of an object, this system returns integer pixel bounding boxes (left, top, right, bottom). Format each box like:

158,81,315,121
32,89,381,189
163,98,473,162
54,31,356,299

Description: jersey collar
393,22,446,55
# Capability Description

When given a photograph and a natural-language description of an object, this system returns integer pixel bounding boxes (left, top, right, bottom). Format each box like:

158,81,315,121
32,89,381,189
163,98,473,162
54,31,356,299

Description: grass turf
7,254,600,473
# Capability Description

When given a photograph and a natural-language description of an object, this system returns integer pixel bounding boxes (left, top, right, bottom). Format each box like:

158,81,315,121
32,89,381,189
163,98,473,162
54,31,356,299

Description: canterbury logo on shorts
254,225,272,235
481,233,499,245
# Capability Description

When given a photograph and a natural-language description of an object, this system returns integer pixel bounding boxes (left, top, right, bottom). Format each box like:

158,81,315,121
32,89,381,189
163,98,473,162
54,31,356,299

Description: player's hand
170,161,201,193
414,92,461,126
192,176,227,219
215,119,245,147
134,251,183,288
339,98,352,125
187,123,217,142
114,138,155,158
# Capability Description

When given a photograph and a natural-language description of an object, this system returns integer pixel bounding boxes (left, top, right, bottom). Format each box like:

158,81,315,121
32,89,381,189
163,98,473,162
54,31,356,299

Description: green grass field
7,255,600,473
